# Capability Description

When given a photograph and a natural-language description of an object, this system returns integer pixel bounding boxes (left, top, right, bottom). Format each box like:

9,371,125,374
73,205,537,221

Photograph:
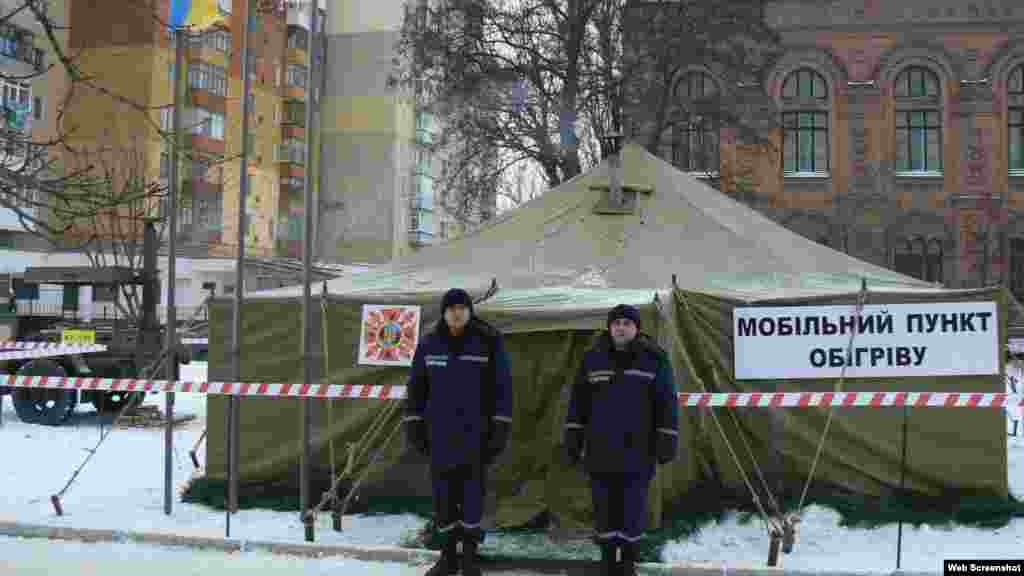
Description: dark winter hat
441,288,473,315
607,304,641,329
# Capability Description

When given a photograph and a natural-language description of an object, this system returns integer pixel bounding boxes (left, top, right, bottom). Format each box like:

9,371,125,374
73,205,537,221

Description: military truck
0,221,189,425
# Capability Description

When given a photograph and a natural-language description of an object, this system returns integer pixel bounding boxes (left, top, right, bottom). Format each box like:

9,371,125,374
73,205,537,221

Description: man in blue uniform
404,288,514,576
564,304,679,576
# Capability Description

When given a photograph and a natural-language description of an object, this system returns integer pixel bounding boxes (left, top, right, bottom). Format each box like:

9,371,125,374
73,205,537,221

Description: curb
0,520,939,576
0,521,439,566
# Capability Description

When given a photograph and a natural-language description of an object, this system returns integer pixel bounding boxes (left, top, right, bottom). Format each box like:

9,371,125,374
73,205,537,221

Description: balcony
284,84,306,101
287,46,307,66
282,125,305,140
408,230,433,246
279,163,305,179
189,89,226,114
183,178,221,197
0,26,44,73
187,134,226,156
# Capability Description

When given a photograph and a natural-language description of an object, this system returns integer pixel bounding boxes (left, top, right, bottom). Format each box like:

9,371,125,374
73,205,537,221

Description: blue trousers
590,473,651,543
431,462,485,542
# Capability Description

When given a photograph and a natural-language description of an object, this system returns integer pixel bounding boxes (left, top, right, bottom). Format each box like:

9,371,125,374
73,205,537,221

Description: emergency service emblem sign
733,301,999,380
358,304,421,367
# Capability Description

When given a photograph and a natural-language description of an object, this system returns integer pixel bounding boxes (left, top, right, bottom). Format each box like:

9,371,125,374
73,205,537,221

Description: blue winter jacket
404,318,513,469
565,332,679,477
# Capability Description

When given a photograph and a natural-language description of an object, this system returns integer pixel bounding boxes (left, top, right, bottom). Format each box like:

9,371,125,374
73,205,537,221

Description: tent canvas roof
251,143,938,303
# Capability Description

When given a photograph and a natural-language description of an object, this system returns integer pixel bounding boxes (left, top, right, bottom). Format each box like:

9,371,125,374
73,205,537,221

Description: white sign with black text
733,302,999,380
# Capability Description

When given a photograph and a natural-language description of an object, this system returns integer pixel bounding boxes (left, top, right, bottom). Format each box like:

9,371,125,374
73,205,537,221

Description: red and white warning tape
0,375,1021,407
0,375,405,399
677,391,1022,408
1,341,72,350
0,345,108,361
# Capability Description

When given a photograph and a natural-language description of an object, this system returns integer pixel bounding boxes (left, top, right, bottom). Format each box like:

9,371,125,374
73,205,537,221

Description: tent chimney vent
593,132,638,214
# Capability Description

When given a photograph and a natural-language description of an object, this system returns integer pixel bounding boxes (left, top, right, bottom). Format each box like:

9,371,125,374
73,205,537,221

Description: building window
1009,65,1024,173
5,81,29,106
208,30,230,53
188,107,225,140
894,66,942,173
660,71,719,174
893,237,943,283
782,111,828,173
780,68,829,175
160,106,172,131
283,100,304,125
276,139,305,164
287,26,308,51
32,96,41,121
190,157,214,181
286,64,307,88
188,61,227,96
415,110,434,145
160,150,170,179
196,196,222,231
414,148,432,175
281,176,303,190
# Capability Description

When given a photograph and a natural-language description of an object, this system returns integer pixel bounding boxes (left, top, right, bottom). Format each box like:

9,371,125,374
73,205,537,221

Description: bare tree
54,143,169,324
0,0,253,249
393,0,781,226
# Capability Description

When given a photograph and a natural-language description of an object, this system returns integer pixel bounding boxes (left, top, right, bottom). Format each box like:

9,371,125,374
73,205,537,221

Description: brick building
640,0,1024,300
62,0,325,260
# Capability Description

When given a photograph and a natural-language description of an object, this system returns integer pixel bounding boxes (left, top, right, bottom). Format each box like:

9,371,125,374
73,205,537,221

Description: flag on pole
170,0,224,30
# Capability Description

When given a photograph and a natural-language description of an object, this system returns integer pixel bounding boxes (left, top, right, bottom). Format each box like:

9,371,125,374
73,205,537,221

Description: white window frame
286,64,307,88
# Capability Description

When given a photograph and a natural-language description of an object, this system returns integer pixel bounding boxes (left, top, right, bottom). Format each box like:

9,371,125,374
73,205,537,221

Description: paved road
0,535,602,575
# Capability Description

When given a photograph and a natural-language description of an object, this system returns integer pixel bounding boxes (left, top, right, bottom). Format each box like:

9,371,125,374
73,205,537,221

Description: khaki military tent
204,143,1008,532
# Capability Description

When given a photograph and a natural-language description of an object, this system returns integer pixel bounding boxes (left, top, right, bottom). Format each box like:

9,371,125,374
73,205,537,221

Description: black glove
486,419,510,464
656,431,676,465
565,428,584,465
405,419,429,456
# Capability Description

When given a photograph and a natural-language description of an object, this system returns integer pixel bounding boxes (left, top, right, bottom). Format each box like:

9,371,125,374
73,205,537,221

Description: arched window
893,236,943,283
660,71,719,173
893,66,942,173
780,68,829,174
1008,65,1024,173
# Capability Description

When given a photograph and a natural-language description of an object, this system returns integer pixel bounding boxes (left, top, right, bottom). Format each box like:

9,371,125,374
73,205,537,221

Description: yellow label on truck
61,329,96,346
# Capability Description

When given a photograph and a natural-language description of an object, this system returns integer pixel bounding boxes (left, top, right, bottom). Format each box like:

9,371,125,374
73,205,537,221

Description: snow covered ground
0,536,456,576
1,361,1023,574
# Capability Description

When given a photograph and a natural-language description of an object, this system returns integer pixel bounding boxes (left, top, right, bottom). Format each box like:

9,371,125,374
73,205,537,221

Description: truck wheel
12,359,77,426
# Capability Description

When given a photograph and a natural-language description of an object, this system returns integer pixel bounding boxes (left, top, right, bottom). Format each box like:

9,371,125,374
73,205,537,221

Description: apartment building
60,0,324,262
0,0,66,253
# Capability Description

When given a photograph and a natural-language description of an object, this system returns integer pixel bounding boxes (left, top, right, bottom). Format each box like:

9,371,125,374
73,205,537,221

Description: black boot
620,540,637,576
461,529,482,576
425,532,458,576
598,541,617,576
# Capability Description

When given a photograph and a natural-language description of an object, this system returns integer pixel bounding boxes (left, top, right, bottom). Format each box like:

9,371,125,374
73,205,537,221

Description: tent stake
767,531,781,567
